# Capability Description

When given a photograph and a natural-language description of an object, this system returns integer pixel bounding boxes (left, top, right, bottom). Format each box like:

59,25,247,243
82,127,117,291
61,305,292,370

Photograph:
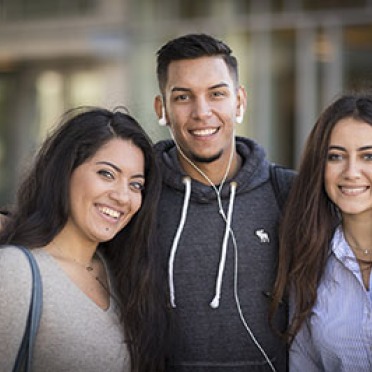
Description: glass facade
1,0,98,20
1,0,372,205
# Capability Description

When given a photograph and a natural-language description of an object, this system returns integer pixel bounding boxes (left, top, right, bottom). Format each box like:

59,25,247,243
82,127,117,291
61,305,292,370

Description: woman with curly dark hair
0,107,168,372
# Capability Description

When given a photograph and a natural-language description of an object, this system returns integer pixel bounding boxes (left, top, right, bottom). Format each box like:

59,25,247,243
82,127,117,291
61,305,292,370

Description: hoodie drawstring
168,177,191,308
168,179,237,309
210,181,237,308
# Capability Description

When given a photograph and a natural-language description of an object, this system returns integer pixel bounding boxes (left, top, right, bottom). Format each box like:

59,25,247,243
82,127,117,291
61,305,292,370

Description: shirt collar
331,226,360,271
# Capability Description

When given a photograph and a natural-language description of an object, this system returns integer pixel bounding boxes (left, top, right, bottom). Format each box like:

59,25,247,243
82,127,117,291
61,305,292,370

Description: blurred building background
0,0,372,206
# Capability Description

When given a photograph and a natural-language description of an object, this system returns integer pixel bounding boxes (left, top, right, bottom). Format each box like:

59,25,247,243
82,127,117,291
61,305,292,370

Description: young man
154,34,295,371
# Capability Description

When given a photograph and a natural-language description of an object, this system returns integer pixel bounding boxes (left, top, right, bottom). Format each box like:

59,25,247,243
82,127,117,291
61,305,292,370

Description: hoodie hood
154,136,270,202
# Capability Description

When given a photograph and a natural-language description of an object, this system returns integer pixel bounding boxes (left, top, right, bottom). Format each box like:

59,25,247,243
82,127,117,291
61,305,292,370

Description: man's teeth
99,206,120,219
192,128,218,136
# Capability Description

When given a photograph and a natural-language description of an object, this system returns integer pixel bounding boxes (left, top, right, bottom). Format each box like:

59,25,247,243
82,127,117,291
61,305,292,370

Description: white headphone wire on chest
167,127,276,371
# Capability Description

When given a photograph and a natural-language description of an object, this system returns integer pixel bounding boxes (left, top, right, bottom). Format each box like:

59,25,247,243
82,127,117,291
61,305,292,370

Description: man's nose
192,98,212,120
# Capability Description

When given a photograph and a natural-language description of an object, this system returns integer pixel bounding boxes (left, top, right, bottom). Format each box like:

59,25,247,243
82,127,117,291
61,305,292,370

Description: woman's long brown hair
269,92,372,342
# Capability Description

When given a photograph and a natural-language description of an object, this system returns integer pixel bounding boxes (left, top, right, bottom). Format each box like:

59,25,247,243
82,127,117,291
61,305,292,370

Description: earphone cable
167,129,276,370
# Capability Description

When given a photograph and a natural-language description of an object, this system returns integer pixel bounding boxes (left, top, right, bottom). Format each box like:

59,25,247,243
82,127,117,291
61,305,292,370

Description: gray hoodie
155,137,294,372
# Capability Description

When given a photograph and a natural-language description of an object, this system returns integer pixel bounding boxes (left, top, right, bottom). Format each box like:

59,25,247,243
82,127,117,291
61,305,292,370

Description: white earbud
236,104,244,124
158,107,167,126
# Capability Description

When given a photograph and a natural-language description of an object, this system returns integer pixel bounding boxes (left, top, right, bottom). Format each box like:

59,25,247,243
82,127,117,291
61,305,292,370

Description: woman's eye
362,153,372,161
327,153,343,161
130,181,145,192
98,169,114,179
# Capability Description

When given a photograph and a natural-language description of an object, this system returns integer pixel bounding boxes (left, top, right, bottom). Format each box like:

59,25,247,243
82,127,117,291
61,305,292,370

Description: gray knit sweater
0,246,129,371
155,137,295,372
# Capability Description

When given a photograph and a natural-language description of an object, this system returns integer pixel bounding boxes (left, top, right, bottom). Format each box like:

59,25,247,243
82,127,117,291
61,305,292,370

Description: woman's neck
343,218,372,290
343,217,372,257
48,224,98,265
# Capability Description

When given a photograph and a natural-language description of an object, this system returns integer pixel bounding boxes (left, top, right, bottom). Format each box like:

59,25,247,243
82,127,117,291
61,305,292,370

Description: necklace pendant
365,249,369,255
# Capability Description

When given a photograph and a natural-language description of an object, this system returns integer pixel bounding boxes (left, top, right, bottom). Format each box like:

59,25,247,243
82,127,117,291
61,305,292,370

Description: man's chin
190,150,223,164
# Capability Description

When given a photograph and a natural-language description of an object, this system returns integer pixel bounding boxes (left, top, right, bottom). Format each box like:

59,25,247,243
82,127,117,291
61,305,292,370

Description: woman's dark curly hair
0,107,169,371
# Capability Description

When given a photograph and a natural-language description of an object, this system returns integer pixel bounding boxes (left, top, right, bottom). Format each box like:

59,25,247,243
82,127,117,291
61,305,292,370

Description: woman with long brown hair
271,92,372,371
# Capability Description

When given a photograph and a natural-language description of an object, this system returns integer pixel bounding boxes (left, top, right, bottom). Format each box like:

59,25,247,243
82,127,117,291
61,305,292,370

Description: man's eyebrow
170,82,230,93
171,87,191,93
208,83,230,90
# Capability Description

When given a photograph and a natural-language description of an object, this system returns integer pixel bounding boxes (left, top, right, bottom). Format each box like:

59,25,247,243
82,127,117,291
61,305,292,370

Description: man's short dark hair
156,33,239,93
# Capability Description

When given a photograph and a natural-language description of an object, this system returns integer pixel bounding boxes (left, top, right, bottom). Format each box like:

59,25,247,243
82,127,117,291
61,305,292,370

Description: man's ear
154,95,167,126
237,85,247,113
236,85,247,123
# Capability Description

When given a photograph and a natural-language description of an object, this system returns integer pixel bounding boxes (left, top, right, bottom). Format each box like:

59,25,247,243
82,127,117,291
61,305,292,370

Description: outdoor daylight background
1,0,372,206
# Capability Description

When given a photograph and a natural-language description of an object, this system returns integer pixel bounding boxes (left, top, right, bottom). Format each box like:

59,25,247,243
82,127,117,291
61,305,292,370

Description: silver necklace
344,231,372,256
346,239,371,256
51,241,111,296
356,246,371,256
52,241,95,271
347,241,372,256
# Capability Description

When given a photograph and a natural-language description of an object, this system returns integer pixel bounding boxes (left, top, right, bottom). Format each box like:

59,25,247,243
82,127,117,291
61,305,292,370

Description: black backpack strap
13,246,43,372
269,163,296,211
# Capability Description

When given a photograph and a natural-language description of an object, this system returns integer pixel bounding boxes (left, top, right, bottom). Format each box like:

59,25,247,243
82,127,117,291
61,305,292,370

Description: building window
302,0,365,11
2,0,98,20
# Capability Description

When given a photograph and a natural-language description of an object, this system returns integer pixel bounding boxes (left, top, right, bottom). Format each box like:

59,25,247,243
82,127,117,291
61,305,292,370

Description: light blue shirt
290,227,372,372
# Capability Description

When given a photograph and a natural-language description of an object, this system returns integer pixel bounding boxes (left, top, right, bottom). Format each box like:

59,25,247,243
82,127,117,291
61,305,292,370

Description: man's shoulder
154,139,174,152
269,163,297,181
269,163,297,211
